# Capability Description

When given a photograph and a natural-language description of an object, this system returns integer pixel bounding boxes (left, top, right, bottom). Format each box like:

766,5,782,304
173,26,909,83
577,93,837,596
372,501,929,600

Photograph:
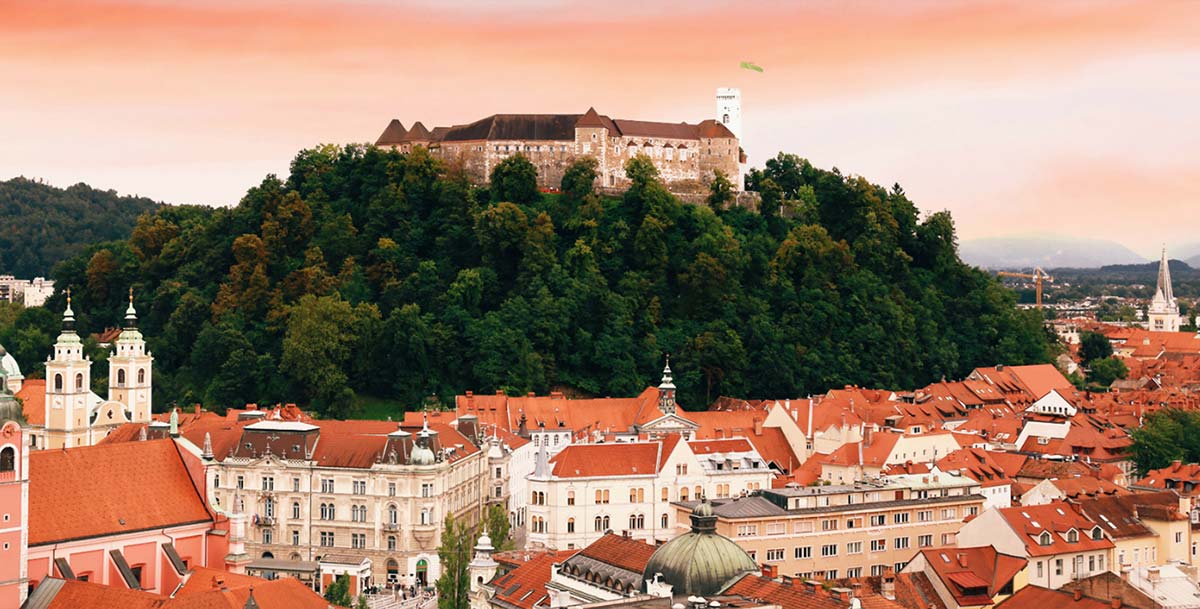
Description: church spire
1157,245,1174,304
124,287,138,330
61,288,76,333
658,354,676,415
1148,245,1181,332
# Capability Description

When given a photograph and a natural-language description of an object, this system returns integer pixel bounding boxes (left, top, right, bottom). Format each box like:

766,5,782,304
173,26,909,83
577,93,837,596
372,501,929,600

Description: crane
997,267,1054,308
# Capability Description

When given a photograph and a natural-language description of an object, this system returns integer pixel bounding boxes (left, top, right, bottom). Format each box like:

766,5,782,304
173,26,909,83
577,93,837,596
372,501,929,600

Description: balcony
412,523,437,546
253,515,275,527
383,522,400,532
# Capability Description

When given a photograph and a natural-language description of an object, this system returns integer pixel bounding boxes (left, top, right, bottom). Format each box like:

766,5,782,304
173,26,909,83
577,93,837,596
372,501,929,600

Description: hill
959,236,1146,269
42,148,1052,417
0,177,163,277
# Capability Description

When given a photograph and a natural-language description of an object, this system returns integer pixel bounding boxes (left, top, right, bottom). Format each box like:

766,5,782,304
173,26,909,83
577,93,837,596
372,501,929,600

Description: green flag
740,61,764,73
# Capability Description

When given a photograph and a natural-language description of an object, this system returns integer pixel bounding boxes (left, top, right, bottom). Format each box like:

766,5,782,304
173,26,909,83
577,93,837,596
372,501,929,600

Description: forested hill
0,177,163,277
45,146,1052,417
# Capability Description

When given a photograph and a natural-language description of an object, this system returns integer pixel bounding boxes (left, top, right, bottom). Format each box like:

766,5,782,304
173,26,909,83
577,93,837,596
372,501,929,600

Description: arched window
1092,527,1104,540
594,516,604,532
75,373,84,391
264,498,274,518
602,515,610,530
388,504,398,525
723,113,730,124
567,490,575,506
137,368,145,384
0,447,14,473
567,518,575,533
1039,532,1052,546
117,369,126,386
292,502,301,519
1067,530,1079,543
388,536,397,551
54,374,63,392
661,513,668,528
680,487,689,501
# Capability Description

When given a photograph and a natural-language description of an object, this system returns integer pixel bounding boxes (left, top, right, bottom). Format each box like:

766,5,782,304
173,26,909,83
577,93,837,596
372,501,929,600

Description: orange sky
2,0,1197,256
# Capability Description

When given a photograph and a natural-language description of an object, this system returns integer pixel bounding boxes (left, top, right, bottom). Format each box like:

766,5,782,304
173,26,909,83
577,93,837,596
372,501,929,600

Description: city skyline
2,0,1197,257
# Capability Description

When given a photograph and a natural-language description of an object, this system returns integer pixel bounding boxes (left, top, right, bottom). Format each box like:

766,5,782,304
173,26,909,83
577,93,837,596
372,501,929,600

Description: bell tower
658,355,676,416
44,291,92,449
109,289,153,423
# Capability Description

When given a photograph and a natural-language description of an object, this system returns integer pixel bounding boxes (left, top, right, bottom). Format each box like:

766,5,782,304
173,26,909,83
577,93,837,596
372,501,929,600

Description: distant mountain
0,177,163,277
959,236,1147,270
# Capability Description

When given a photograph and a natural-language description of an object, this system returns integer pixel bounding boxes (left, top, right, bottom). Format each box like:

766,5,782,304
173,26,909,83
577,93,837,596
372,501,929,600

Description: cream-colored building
1072,491,1192,570
192,415,489,587
682,471,986,581
525,435,773,550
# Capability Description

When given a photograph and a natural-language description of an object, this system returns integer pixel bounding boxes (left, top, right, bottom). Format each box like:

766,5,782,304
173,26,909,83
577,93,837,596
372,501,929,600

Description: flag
740,61,764,73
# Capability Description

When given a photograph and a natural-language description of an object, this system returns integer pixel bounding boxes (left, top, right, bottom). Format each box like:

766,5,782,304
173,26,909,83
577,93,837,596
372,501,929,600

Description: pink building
17,437,231,601
0,420,30,608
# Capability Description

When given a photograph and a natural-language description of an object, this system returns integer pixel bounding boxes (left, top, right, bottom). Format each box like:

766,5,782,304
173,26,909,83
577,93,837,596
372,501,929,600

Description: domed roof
643,500,757,596
410,444,436,466
0,345,20,380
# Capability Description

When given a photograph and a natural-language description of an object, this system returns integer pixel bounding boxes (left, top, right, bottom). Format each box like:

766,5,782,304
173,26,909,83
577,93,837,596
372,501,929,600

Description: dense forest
22,146,1051,417
0,177,162,277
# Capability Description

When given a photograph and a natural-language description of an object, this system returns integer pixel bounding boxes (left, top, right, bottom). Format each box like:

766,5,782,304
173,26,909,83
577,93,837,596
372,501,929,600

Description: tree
1079,331,1113,364
1130,408,1200,475
1087,356,1128,388
279,294,380,416
324,573,352,606
706,170,734,211
485,504,513,552
436,514,473,609
357,594,371,609
560,157,598,205
489,155,539,205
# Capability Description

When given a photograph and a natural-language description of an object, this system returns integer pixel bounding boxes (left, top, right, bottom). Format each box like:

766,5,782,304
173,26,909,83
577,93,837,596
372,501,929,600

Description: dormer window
1066,529,1079,543
1091,527,1104,540
1039,532,1052,546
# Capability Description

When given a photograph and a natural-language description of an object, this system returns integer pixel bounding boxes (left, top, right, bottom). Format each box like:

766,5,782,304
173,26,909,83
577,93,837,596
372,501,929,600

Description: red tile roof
549,440,673,478
995,503,1114,557
688,438,754,454
992,585,1113,609
1137,460,1200,492
489,550,577,609
725,574,904,609
916,546,1026,606
576,533,658,574
16,378,45,425
29,439,212,545
456,387,662,438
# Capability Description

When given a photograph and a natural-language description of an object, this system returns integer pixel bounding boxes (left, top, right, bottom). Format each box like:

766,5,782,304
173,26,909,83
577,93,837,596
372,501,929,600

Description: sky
2,0,1197,258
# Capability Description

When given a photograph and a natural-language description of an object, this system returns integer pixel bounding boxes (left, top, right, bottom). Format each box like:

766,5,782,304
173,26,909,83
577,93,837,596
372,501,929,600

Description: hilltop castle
375,90,744,191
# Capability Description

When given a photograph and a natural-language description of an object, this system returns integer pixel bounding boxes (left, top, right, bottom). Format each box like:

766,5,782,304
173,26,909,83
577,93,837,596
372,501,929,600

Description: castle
375,90,745,191
0,290,153,449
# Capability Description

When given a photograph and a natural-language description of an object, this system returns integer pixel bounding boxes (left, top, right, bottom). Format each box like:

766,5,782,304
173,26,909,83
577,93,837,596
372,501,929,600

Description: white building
1148,246,1182,332
524,435,772,550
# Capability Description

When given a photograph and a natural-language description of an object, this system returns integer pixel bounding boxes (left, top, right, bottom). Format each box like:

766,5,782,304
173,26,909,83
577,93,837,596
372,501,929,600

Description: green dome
643,501,757,596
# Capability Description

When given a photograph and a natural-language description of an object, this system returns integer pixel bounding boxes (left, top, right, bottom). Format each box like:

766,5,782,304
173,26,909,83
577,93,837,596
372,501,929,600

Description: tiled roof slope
576,532,659,575
29,439,212,545
549,441,668,478
992,585,1113,609
489,550,577,609
725,574,905,609
17,378,45,425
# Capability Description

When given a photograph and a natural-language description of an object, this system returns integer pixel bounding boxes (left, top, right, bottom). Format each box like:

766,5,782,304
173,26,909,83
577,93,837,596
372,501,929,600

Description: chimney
194,404,201,414
1147,566,1160,583
803,580,819,594
1111,597,1122,609
780,576,794,587
1074,589,1083,601
761,564,778,579
753,417,763,436
466,390,474,397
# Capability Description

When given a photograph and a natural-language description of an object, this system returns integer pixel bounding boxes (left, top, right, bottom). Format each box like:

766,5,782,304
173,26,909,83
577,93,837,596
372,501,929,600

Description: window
75,373,83,391
321,479,334,494
422,483,433,498
420,509,432,525
917,510,932,522
630,488,644,503
567,491,575,506
941,508,956,520
137,368,145,384
388,483,395,496
594,515,610,532
596,489,610,504
894,537,909,550
821,544,838,557
1036,561,1044,578
661,513,668,528
847,567,862,578
1055,559,1063,576
676,464,688,475
1067,530,1079,543
262,529,273,544
495,467,502,479
117,369,126,386
292,502,301,519
1092,527,1104,541
293,478,301,492
1098,555,1104,571
766,548,785,561
736,525,758,537
388,536,397,551
871,539,886,552
680,488,689,501
918,535,933,548
352,533,365,549
388,504,398,525
353,481,366,495
237,475,244,490
893,513,909,524
264,498,275,518
54,374,63,391
262,477,274,491
1039,532,1052,546
213,474,220,488
661,488,669,502
320,532,334,547
821,519,838,531
567,518,575,533
795,546,811,559
871,565,887,577
629,514,645,529
1089,555,1095,572
766,522,786,535
292,530,300,545
847,542,862,554
967,506,979,516
870,514,886,527
1177,532,1184,543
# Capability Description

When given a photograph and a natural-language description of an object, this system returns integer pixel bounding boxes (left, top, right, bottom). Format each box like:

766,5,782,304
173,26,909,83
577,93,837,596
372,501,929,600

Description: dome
410,444,436,466
1,345,21,380
642,501,757,597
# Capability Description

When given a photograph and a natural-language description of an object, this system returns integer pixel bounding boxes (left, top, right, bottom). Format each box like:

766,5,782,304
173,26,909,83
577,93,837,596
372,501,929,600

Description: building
186,414,489,588
1070,491,1191,570
956,503,1114,589
0,417,29,607
13,292,153,449
375,98,741,192
679,471,986,580
1147,247,1182,332
524,435,772,550
899,545,1027,609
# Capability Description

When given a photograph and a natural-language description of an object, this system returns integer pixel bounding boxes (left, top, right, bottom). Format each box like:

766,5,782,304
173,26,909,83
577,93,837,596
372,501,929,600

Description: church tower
1148,246,1182,332
44,292,92,449
108,289,153,423
657,356,677,416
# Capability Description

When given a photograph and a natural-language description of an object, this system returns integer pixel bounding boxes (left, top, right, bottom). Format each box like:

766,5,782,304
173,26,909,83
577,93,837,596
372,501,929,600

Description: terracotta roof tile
16,378,45,425
996,503,1113,557
550,440,668,478
993,585,1113,609
489,550,577,609
576,533,658,574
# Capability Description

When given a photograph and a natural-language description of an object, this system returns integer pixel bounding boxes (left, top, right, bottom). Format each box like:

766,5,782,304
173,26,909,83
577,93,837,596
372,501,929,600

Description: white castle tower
716,87,742,140
1148,246,1182,332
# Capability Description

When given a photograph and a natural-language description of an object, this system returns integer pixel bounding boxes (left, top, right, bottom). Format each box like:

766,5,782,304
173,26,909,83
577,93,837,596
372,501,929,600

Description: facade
0,420,29,607
1071,491,1191,570
194,415,489,587
956,502,1114,590
685,472,986,580
18,293,153,449
375,101,741,192
524,435,772,550
1148,246,1182,332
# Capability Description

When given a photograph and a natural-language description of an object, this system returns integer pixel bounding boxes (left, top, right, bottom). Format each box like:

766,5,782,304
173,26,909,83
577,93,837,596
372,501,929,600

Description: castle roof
375,119,408,145
442,114,583,142
401,121,433,142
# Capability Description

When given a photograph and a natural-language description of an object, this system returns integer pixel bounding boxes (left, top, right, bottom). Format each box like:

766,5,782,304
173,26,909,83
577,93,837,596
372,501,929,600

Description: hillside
0,177,163,277
44,147,1052,417
959,236,1146,269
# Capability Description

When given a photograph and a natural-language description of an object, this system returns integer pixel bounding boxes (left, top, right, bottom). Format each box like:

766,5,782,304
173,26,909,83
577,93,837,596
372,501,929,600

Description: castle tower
109,289,153,424
657,356,676,416
0,420,30,607
44,292,92,449
468,532,498,594
716,88,742,141
1148,246,1182,332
